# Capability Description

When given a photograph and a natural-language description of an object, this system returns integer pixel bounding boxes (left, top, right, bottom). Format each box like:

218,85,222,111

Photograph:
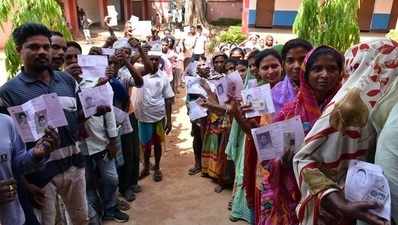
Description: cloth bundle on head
293,39,398,225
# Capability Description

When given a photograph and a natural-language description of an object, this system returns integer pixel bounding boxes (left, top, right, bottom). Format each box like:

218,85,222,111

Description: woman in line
200,52,233,193
230,47,246,61
225,50,260,223
272,39,313,112
294,39,396,225
260,46,344,225
234,49,284,224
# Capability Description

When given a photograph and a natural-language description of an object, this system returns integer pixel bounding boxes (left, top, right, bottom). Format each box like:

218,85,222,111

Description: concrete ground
105,90,247,225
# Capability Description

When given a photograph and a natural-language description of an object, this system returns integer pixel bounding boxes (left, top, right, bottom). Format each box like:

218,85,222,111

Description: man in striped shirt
0,23,90,225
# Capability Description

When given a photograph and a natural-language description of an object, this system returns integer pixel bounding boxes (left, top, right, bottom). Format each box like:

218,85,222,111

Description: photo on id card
241,84,274,118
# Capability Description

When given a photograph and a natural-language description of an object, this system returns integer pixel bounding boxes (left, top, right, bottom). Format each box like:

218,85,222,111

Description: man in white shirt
135,50,174,182
192,25,207,61
64,42,130,223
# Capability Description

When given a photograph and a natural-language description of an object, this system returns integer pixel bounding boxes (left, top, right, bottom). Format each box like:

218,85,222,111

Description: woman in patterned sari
259,46,344,225
200,52,234,193
294,39,396,225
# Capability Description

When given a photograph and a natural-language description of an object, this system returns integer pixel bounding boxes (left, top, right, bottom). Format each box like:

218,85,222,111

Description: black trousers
191,122,203,166
118,114,140,193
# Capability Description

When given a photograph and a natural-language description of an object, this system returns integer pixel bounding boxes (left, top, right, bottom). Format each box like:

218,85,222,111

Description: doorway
358,0,375,31
255,0,275,28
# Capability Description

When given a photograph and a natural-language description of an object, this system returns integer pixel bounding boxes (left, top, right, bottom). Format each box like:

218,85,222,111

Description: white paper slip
212,77,229,105
113,106,133,135
133,20,152,37
226,71,244,100
107,5,118,26
7,93,68,143
101,48,115,56
188,100,208,121
345,160,391,221
241,84,275,118
78,55,109,79
79,83,114,118
246,79,257,88
251,116,305,161
129,15,139,24
185,76,207,97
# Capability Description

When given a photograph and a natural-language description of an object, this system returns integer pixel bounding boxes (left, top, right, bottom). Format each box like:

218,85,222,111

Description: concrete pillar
242,0,249,33
143,0,150,20
63,0,80,36
98,0,107,27
123,0,132,22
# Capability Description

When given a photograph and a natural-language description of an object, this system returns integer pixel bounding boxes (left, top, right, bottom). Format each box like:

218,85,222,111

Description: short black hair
12,22,52,47
246,49,260,60
66,41,82,53
226,59,237,65
198,55,207,61
230,47,245,59
255,49,282,68
51,31,64,38
196,25,202,31
236,60,248,67
281,38,313,61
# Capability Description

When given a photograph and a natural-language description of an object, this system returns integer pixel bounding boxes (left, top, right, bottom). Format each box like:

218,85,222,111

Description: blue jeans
85,151,119,218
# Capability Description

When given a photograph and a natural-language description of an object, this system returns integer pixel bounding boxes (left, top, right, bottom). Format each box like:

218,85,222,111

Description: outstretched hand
324,191,387,225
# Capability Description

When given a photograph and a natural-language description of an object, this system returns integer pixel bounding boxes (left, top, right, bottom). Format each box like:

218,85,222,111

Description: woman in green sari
226,50,262,223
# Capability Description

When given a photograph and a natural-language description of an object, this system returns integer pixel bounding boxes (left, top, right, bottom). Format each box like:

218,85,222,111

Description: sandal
188,167,201,175
229,216,240,222
117,199,130,211
153,170,163,182
228,200,233,210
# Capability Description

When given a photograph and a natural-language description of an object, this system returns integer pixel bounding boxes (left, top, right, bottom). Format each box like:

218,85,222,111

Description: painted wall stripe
272,11,297,26
371,13,390,30
249,9,257,25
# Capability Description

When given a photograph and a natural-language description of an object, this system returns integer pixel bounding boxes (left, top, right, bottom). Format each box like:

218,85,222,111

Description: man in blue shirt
0,114,59,225
0,23,93,225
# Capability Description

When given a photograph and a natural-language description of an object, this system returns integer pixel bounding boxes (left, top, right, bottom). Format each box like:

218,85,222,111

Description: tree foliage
293,0,360,52
207,26,246,53
0,0,72,77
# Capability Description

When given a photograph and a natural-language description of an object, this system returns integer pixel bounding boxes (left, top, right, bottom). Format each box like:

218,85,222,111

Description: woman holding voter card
0,113,59,225
293,39,397,225
232,48,284,225
199,52,235,194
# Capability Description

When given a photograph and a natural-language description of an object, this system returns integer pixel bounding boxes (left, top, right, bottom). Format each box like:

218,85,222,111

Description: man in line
111,38,146,202
191,25,207,61
135,48,174,182
0,23,89,225
64,41,130,223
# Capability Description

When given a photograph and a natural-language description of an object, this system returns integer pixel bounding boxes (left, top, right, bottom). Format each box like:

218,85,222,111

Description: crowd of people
0,19,397,225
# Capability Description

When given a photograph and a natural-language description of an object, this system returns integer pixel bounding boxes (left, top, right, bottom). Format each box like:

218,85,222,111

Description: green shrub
208,26,246,53
0,0,72,78
293,0,360,52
